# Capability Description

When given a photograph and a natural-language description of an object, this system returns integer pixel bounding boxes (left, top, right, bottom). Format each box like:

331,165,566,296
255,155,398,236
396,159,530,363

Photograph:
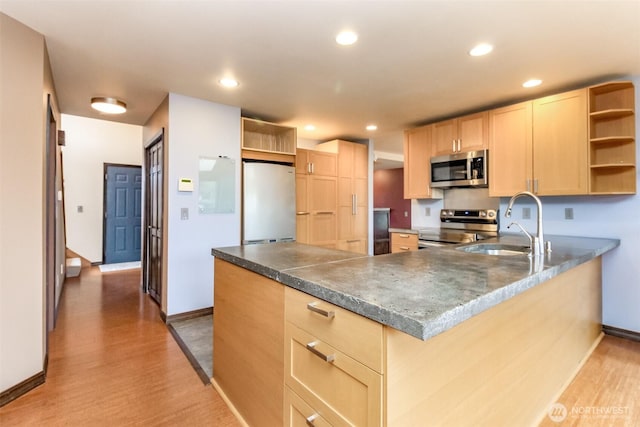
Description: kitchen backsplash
443,188,500,210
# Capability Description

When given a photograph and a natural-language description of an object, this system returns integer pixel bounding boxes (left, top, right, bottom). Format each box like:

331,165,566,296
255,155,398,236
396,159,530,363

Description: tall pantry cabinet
298,140,369,255
295,149,338,248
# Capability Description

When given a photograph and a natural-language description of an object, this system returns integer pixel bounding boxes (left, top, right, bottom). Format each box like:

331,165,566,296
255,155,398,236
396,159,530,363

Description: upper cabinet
432,111,489,156
489,101,533,197
588,81,636,194
532,88,588,195
403,125,442,199
242,117,296,162
296,148,338,176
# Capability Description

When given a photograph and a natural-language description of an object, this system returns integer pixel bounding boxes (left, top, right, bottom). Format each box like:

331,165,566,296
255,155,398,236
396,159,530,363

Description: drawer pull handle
400,246,410,250
306,341,335,363
307,302,335,319
306,414,319,426
399,234,410,238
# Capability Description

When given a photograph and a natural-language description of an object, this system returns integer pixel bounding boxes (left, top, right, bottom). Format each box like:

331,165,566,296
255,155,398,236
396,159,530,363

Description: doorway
143,132,164,305
103,164,142,264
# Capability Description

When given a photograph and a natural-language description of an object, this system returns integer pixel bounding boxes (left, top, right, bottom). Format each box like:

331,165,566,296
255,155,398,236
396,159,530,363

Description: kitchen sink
455,243,531,256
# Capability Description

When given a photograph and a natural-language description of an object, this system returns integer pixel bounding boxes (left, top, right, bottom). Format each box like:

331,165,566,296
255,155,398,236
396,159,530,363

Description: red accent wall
373,168,411,229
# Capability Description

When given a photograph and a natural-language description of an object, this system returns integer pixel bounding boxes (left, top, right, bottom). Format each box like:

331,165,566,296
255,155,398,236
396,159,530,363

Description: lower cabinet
390,232,418,253
285,387,332,427
284,287,383,426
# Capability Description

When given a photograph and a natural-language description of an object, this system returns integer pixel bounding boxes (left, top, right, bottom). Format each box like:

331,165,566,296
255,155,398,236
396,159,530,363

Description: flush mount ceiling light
304,124,316,131
90,97,126,114
469,43,493,57
336,30,358,46
523,79,543,88
366,124,378,131
219,78,239,88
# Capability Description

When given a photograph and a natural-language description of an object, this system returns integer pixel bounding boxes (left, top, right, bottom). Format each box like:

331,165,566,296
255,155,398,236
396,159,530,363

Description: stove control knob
448,210,454,216
488,211,495,218
480,211,486,217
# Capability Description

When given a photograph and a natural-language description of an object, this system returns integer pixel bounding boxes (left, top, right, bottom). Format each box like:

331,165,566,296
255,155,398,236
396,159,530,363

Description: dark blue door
104,165,142,264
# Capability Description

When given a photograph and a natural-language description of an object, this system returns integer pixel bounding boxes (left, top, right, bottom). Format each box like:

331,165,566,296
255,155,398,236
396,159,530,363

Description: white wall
61,115,143,263
166,93,241,316
0,13,46,392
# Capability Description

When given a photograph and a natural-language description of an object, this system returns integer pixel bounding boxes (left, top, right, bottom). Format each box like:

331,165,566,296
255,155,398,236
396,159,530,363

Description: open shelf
588,81,636,194
242,118,297,155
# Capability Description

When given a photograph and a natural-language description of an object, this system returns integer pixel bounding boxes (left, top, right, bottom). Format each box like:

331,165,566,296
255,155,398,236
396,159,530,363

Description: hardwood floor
539,335,640,426
0,267,239,426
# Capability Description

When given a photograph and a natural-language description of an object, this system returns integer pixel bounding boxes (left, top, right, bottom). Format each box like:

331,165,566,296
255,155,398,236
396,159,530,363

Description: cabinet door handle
533,179,539,194
296,211,310,215
307,162,311,174
315,211,334,215
306,341,335,363
457,139,461,152
352,194,356,215
306,414,319,426
526,179,531,192
400,246,410,250
311,162,315,174
452,139,456,152
307,302,335,318
347,239,359,243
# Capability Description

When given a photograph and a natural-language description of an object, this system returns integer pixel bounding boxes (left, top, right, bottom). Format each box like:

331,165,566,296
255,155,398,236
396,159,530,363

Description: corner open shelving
588,81,636,194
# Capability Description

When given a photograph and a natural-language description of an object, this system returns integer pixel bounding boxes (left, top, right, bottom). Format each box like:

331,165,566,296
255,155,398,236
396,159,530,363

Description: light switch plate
181,208,189,220
425,207,431,216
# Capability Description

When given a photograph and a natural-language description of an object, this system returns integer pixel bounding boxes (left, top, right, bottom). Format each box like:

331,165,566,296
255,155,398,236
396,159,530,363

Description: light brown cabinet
532,88,588,195
390,232,418,253
588,81,636,194
490,89,589,196
317,140,369,254
284,287,383,426
403,125,442,199
432,111,489,156
296,149,338,248
242,117,296,163
489,101,533,197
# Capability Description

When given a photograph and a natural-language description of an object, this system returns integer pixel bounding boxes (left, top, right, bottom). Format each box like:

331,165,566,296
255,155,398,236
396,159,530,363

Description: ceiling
2,0,640,163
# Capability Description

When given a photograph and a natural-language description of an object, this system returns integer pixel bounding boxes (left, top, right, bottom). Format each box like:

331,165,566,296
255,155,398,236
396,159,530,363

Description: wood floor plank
0,267,239,426
539,335,640,426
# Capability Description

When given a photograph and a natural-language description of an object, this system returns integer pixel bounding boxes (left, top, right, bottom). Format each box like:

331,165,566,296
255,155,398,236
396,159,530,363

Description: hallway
0,267,239,426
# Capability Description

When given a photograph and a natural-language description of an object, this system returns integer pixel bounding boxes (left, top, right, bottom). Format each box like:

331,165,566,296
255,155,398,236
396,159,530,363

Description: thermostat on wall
178,177,194,192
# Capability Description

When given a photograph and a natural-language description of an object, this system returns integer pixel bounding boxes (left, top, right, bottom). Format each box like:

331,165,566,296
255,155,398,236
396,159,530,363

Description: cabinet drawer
285,387,332,427
285,287,383,372
390,232,418,253
285,323,382,427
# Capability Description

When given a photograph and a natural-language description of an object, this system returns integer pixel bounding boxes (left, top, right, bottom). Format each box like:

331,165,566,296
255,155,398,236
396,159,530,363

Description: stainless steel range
417,209,499,248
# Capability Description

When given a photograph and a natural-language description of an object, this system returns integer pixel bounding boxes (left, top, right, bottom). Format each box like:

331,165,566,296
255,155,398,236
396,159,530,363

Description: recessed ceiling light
469,43,493,57
90,97,126,114
336,31,358,46
366,124,378,131
219,78,239,88
304,124,316,131
523,79,542,88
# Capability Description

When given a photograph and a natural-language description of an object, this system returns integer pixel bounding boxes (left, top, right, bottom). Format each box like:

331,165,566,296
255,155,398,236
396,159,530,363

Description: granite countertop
211,235,619,341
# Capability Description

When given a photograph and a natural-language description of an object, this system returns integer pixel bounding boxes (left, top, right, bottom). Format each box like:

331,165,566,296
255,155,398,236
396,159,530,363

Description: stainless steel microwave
430,149,488,188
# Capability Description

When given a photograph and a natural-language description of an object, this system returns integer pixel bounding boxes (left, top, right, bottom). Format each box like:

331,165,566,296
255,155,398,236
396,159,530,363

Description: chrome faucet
505,191,546,255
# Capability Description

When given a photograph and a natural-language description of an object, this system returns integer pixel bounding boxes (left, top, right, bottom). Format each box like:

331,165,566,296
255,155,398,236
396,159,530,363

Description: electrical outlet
425,207,431,216
404,211,408,217
565,207,574,220
522,207,531,220
77,205,83,213
181,207,189,220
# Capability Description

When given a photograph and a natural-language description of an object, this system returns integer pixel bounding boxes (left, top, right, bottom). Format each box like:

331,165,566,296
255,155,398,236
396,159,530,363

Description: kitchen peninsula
210,236,618,426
